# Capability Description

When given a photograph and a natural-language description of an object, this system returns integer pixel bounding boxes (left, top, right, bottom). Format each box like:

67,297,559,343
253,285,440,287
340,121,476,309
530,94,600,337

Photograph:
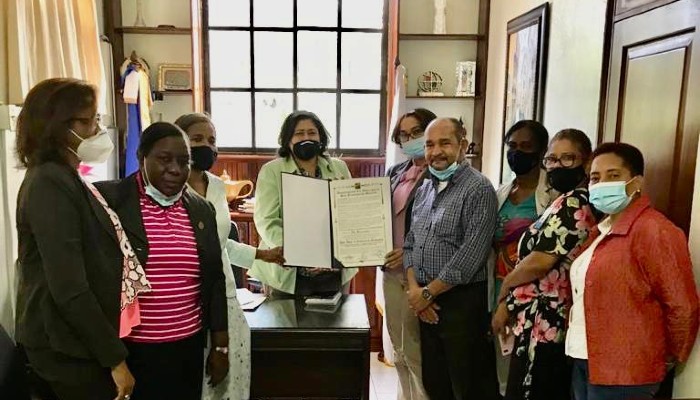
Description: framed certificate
281,173,393,268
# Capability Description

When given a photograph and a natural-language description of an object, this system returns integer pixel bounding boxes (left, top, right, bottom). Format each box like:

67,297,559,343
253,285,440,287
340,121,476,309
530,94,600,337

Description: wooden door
601,0,700,233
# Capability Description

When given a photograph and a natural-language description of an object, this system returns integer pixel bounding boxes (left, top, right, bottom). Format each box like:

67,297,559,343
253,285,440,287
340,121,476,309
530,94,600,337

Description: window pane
209,31,250,88
298,32,337,89
255,93,294,148
211,92,252,147
342,0,383,29
341,33,382,90
254,32,293,88
253,0,293,27
208,0,249,27
297,92,337,148
298,0,337,27
340,93,379,149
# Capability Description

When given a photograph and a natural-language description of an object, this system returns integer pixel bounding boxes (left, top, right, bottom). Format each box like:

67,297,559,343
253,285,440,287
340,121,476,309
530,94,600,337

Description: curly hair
16,78,97,168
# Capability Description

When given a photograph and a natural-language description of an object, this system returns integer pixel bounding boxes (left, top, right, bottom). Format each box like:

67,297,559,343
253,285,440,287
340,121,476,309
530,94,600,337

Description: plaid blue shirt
403,164,497,286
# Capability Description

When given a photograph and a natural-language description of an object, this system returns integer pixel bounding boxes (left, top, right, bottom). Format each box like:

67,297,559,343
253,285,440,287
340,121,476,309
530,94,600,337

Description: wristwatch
421,286,434,302
214,346,229,355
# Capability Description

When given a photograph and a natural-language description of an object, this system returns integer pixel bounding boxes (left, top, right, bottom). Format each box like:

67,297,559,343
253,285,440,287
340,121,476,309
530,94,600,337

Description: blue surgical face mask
429,162,459,181
589,178,636,215
400,137,426,159
143,160,183,207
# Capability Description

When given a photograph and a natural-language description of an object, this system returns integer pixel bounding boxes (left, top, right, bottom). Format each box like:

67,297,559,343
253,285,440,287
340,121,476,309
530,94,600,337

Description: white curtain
384,64,408,169
0,107,23,339
375,64,408,366
6,0,106,104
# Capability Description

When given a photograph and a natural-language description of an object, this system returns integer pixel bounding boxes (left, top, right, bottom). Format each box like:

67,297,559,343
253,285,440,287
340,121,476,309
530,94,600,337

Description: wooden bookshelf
399,33,485,41
116,26,191,35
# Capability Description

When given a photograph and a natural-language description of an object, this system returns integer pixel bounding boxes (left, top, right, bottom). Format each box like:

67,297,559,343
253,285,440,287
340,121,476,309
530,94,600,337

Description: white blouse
203,172,257,297
565,217,612,360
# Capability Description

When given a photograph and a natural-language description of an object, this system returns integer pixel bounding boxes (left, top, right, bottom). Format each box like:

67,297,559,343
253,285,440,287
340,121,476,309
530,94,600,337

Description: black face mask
190,146,217,171
507,150,540,175
292,140,322,161
547,166,587,193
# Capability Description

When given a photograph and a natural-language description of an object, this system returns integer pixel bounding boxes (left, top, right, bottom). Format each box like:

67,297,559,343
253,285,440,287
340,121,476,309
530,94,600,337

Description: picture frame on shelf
157,64,193,92
500,3,550,183
455,61,476,97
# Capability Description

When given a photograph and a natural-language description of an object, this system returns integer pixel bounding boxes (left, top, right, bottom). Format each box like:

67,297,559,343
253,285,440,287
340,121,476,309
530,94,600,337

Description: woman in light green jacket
249,110,357,297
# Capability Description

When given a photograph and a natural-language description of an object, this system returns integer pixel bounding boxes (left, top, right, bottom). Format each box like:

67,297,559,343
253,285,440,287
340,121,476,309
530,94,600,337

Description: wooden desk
245,294,371,400
231,211,384,353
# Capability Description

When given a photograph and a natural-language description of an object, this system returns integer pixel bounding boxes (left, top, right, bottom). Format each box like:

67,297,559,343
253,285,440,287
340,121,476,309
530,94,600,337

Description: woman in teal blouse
249,110,357,297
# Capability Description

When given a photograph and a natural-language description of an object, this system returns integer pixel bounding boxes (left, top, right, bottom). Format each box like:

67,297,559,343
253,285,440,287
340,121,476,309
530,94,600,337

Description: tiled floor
370,352,398,400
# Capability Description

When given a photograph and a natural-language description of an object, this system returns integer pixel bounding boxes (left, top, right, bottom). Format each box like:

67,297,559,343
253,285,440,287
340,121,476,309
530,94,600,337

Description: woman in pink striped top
96,122,229,400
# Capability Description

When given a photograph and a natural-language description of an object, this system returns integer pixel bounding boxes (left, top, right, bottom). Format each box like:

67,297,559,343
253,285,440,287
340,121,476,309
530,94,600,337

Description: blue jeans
571,358,660,400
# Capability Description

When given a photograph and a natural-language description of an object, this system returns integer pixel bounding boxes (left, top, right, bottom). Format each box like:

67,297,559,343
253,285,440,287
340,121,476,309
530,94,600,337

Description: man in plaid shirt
403,118,499,400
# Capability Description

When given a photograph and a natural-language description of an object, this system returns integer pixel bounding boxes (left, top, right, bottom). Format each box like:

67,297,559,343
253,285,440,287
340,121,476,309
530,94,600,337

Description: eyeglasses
398,127,424,143
542,153,578,168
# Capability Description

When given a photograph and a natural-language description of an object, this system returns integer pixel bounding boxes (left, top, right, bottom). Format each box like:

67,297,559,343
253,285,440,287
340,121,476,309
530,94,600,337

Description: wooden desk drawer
250,348,367,399
252,329,369,350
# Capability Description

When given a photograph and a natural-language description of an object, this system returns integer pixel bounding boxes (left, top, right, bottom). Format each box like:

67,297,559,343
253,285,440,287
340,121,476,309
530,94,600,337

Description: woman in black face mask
491,129,598,400
489,120,555,396
175,113,284,400
249,110,357,299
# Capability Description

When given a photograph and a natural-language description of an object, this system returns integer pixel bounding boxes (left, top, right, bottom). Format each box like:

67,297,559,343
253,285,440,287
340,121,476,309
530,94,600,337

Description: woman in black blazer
15,78,134,400
95,122,229,400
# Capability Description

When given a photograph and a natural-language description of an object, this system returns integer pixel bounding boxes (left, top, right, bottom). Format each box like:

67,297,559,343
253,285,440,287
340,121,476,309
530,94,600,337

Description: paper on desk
236,288,266,311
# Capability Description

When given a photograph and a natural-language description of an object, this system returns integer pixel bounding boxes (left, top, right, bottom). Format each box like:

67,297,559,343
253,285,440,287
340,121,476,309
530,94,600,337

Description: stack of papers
236,288,266,311
237,197,255,214
304,292,343,313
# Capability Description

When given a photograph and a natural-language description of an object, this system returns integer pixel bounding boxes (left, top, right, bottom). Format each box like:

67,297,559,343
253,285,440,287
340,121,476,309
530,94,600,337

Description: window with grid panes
204,0,388,154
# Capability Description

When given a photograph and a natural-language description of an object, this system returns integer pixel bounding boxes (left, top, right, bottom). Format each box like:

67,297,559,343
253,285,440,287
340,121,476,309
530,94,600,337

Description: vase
134,0,146,27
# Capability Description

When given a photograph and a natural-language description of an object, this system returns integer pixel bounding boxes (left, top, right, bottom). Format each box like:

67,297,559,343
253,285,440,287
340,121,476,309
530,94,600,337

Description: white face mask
69,128,114,164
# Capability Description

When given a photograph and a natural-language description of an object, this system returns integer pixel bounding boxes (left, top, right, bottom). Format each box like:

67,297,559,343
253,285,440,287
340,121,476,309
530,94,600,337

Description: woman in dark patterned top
491,129,598,400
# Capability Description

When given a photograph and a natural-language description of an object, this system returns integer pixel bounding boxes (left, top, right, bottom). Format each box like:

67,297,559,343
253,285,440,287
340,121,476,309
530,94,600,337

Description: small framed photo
157,64,192,91
455,61,476,97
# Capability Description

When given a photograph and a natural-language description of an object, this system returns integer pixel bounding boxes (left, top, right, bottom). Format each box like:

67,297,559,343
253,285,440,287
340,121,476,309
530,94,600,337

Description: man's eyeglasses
398,127,424,143
542,154,578,168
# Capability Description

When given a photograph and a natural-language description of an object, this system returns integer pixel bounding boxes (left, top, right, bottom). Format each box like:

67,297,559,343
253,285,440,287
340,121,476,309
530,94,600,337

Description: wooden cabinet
245,295,371,399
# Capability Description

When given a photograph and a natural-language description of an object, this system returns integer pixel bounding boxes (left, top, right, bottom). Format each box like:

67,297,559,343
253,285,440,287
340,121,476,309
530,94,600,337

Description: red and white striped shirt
127,176,202,343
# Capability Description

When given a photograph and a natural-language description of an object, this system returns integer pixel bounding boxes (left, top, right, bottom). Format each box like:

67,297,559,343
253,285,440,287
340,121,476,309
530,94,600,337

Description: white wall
400,0,479,34
482,0,607,183
0,0,9,105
